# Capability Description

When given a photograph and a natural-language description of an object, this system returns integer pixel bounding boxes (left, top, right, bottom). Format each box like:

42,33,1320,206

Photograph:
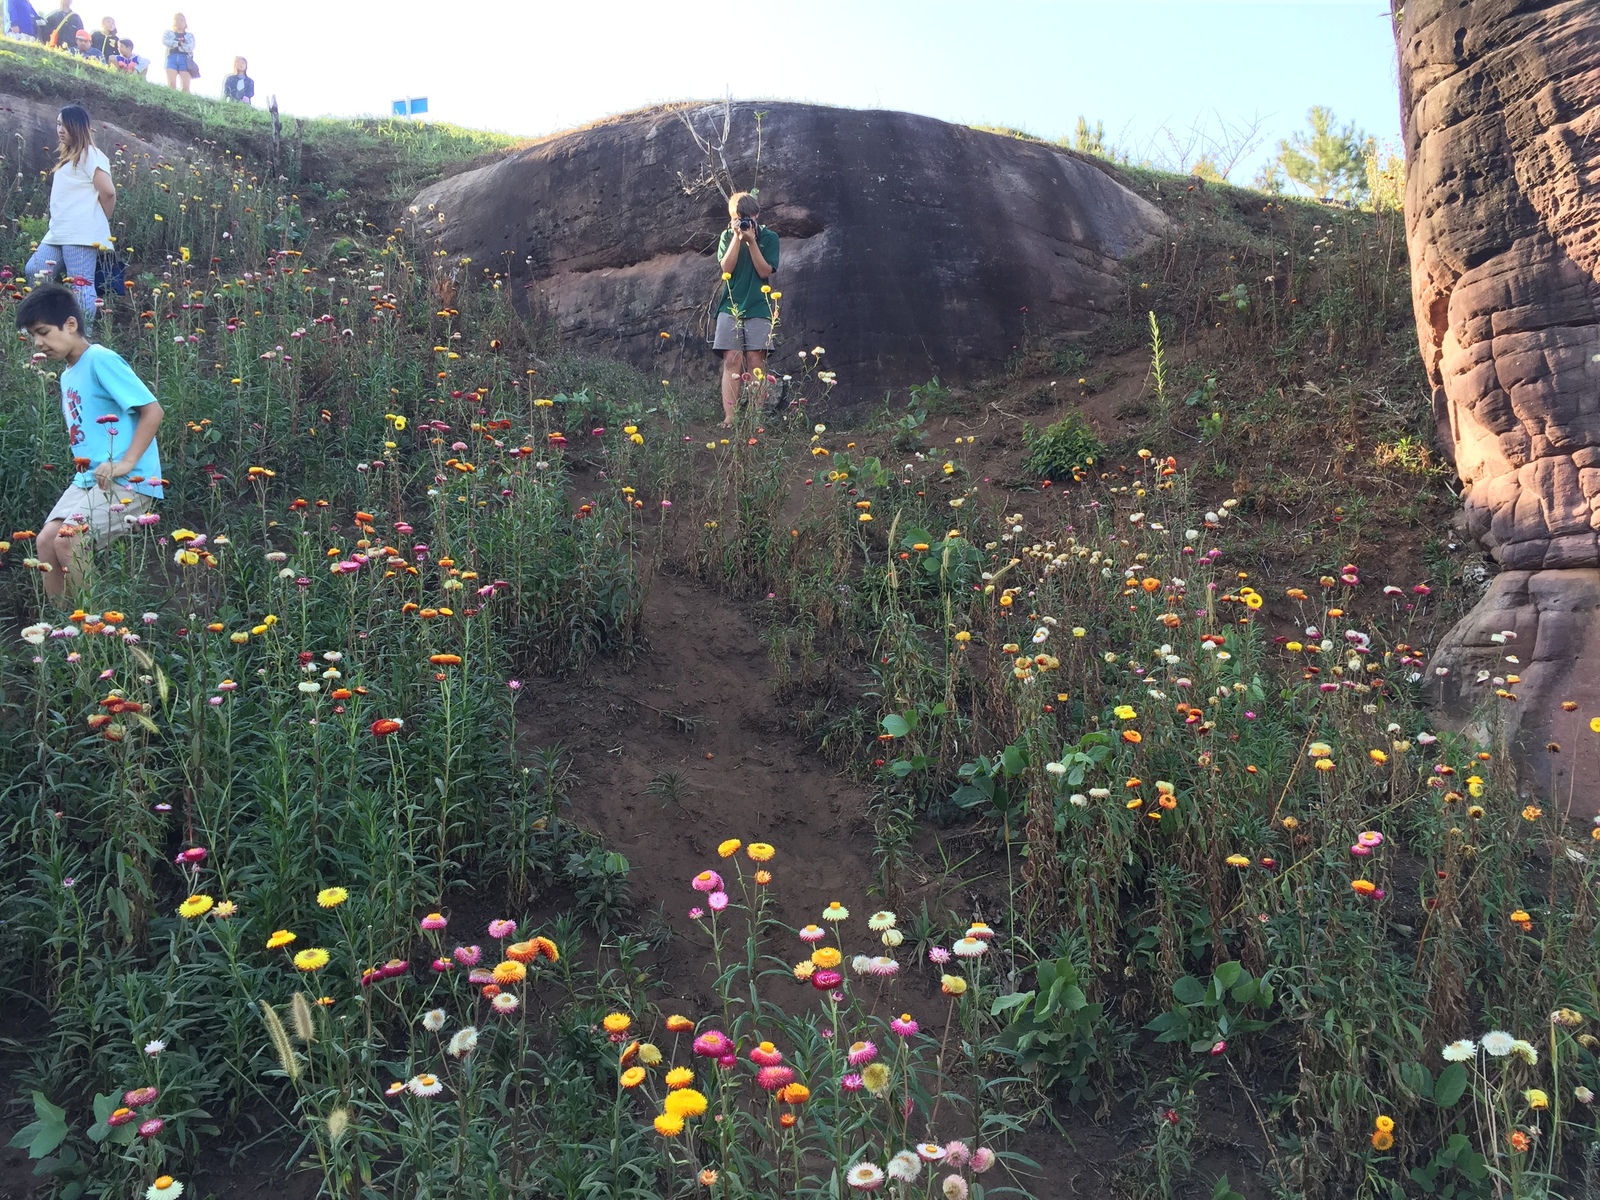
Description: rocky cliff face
1396,0,1600,808
409,102,1166,403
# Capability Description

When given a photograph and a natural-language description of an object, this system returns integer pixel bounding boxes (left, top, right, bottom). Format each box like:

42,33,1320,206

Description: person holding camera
713,191,778,427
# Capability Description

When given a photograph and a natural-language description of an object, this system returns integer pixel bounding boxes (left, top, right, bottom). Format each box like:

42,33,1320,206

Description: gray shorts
713,313,772,353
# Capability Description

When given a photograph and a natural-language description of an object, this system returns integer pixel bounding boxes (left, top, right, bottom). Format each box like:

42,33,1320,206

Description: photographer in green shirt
713,192,779,427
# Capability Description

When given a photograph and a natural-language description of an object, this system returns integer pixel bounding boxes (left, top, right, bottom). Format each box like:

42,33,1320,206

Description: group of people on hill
6,1,254,102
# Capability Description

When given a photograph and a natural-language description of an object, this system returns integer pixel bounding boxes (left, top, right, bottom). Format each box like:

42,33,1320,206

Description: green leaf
991,990,1034,1016
10,1093,69,1159
1433,1062,1468,1108
1172,976,1206,1005
881,713,911,738
1000,743,1027,775
1213,961,1243,990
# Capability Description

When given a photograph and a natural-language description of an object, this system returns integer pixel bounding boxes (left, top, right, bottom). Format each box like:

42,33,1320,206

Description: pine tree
1271,107,1375,203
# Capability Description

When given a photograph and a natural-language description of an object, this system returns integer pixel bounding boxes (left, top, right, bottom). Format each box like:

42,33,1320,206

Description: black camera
738,216,755,231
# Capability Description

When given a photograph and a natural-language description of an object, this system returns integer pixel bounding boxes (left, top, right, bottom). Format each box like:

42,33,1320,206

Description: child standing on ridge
162,12,194,91
222,56,254,103
17,284,164,606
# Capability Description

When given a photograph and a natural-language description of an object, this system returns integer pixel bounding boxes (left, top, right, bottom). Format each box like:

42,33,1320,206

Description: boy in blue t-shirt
17,284,165,605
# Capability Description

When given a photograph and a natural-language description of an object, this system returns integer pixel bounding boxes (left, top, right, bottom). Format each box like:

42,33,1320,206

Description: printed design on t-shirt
64,384,84,452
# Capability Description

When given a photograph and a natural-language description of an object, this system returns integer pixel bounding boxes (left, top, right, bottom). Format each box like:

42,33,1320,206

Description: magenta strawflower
419,913,447,932
842,1072,865,1092
691,870,723,893
692,1030,732,1058
431,957,451,972
137,1118,164,1139
847,1039,878,1066
749,1042,784,1066
811,968,842,990
890,1014,919,1037
928,946,951,964
757,1065,796,1091
688,906,705,920
124,1087,158,1108
453,944,482,967
488,919,516,939
709,890,729,912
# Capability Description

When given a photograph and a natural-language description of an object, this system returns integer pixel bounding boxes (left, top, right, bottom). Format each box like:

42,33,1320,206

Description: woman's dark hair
15,284,83,332
55,104,92,171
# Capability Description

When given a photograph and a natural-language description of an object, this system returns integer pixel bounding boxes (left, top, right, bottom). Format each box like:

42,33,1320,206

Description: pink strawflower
1358,830,1384,848
971,1147,996,1173
1210,1039,1227,1056
107,1108,137,1127
841,1072,865,1092
488,919,516,939
750,1043,784,1066
718,1052,737,1069
431,957,451,973
847,1040,878,1066
124,1087,158,1108
867,956,900,977
943,1141,970,1167
174,847,207,865
419,913,448,931
798,924,826,943
691,870,723,893
468,968,495,985
453,944,482,967
1350,844,1372,857
811,969,842,990
688,906,705,920
891,1014,919,1037
709,891,729,912
928,947,951,964
693,1030,732,1058
757,1065,796,1091
137,1118,164,1139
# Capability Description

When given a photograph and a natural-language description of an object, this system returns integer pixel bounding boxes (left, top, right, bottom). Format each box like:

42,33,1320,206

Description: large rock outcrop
409,102,1166,403
1396,0,1600,810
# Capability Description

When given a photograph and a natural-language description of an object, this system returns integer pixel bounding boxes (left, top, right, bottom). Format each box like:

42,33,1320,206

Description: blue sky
93,1,1401,183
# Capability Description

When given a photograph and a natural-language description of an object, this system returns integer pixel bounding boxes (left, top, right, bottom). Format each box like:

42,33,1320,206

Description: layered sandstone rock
1396,0,1600,807
409,102,1166,404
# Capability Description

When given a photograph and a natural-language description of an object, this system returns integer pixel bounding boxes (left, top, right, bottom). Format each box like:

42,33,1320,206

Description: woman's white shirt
45,147,113,248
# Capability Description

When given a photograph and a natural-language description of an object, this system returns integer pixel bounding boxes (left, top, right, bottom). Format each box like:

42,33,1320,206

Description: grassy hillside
2,48,1591,1200
0,40,518,202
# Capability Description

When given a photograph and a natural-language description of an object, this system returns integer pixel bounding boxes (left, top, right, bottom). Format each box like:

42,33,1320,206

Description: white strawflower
1480,1030,1515,1057
1441,1039,1476,1062
446,1026,479,1058
421,1008,447,1033
887,1151,921,1182
867,911,897,932
1510,1039,1538,1065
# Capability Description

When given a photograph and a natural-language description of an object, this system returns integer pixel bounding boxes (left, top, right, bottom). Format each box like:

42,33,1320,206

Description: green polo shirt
716,226,780,321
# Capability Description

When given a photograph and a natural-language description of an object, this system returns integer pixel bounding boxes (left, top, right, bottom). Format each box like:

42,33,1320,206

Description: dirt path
518,570,879,978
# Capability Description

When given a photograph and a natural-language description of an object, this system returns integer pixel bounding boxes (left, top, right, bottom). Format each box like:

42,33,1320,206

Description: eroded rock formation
409,102,1166,403
1396,0,1600,807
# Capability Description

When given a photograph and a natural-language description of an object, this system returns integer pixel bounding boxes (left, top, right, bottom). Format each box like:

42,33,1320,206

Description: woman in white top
161,12,194,92
25,104,114,336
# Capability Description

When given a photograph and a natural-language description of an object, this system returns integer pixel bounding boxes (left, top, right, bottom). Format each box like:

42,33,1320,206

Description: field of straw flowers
2,89,1600,1200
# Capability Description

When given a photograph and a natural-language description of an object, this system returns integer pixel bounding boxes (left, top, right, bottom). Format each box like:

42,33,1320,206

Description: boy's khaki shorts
45,485,155,549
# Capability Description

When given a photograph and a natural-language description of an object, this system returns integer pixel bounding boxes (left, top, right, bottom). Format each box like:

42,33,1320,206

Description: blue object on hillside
7,0,39,35
391,97,428,117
